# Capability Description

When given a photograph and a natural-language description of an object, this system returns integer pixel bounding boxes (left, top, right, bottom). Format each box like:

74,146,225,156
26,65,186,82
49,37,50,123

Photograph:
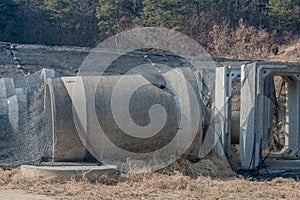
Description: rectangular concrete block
215,65,241,157
240,62,300,170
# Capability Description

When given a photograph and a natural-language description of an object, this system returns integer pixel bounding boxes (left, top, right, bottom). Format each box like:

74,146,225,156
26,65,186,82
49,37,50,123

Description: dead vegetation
0,157,300,200
209,19,300,62
269,39,300,62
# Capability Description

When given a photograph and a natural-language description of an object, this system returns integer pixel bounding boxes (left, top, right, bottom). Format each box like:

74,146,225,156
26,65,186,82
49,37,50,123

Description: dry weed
207,19,300,60
0,164,300,199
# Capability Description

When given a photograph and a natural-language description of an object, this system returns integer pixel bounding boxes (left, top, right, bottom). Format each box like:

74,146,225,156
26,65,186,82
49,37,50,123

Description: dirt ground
0,187,58,200
1,169,300,200
268,39,300,62
0,156,300,200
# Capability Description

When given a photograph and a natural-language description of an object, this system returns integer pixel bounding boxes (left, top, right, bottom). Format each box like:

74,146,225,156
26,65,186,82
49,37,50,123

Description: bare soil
268,39,300,62
1,168,300,200
1,156,300,200
0,187,59,200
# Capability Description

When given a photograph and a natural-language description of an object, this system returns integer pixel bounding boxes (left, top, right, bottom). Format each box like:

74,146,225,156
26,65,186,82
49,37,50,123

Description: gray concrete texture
21,163,117,181
0,69,60,165
240,62,274,169
44,78,88,162
0,45,218,167
45,66,211,165
6,41,300,173
239,62,300,170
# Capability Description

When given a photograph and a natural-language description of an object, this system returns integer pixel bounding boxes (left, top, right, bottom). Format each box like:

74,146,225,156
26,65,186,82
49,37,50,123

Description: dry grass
209,20,300,62
268,39,300,62
0,156,300,199
209,19,271,60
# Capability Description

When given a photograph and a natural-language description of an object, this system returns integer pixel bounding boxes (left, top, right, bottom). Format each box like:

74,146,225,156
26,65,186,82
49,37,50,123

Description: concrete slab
21,163,117,181
258,159,300,175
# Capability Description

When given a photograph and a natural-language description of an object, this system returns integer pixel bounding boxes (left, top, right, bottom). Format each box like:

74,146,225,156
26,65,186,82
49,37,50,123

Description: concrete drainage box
215,65,241,157
215,62,300,171
240,62,300,170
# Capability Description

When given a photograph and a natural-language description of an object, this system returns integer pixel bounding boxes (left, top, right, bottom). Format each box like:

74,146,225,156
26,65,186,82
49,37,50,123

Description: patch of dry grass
268,39,300,62
1,156,300,199
208,19,300,63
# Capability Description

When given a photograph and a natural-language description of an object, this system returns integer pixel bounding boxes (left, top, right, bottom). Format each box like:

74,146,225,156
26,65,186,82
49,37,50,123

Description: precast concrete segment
239,62,300,170
85,68,204,163
239,63,273,170
21,163,117,181
44,78,87,162
45,67,209,166
254,64,300,160
285,75,300,157
0,69,60,165
215,66,241,157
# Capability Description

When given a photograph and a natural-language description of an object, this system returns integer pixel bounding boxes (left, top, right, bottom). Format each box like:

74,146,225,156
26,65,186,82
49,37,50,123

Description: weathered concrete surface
240,62,300,170
284,75,300,158
0,43,218,166
0,69,61,165
0,68,97,165
215,65,241,157
0,42,256,168
45,66,210,167
21,163,117,181
240,63,275,169
44,78,88,162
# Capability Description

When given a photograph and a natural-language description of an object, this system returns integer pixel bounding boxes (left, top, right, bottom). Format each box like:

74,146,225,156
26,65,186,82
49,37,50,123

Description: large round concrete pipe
45,67,209,166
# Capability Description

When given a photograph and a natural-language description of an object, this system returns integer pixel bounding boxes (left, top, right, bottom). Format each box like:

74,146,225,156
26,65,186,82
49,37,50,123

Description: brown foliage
209,20,271,60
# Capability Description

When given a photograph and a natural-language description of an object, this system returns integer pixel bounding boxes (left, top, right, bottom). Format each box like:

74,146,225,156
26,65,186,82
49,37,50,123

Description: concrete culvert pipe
45,67,210,169
44,78,93,162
